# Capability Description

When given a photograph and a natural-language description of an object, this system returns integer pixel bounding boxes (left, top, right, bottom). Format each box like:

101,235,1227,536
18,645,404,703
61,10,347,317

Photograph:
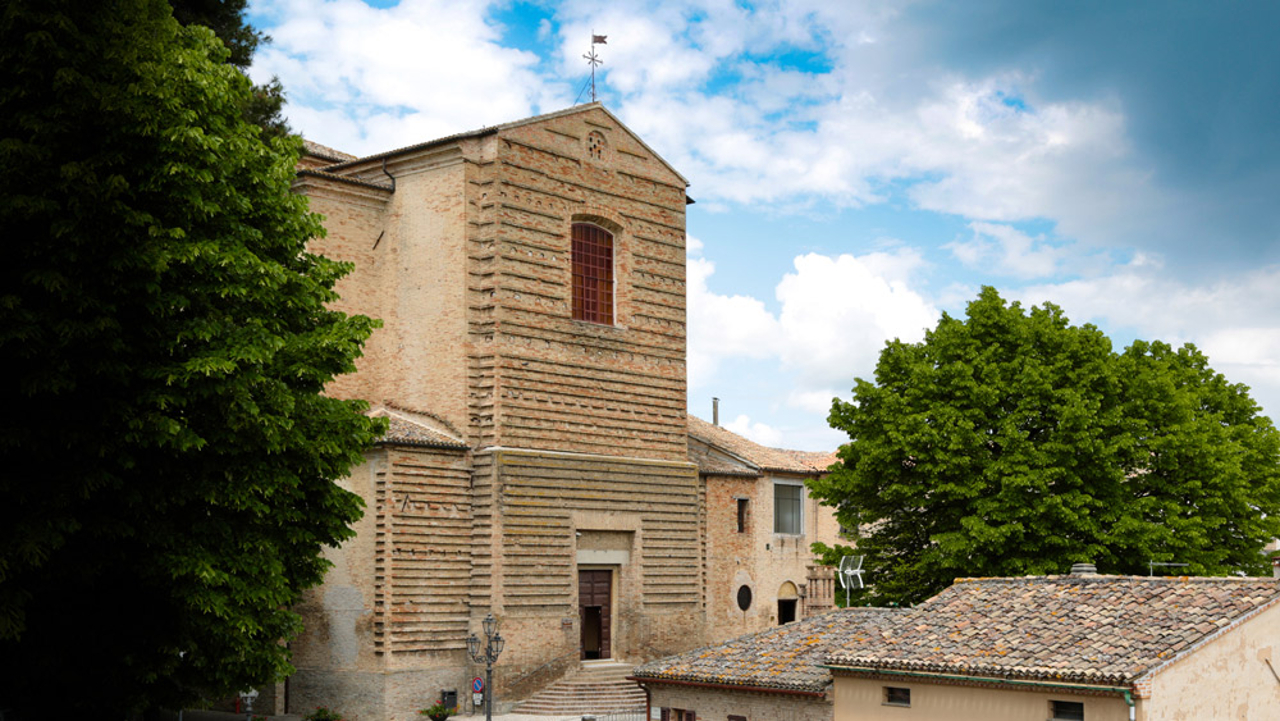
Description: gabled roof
316,103,688,187
369,406,467,450
687,414,837,474
302,138,357,164
633,608,899,694
826,575,1280,686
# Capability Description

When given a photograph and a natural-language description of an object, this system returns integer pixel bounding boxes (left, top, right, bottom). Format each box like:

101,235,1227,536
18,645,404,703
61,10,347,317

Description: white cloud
788,388,841,414
775,251,939,389
1017,263,1280,423
685,254,780,390
686,245,939,398
723,414,783,447
945,221,1070,279
249,0,553,155
252,0,1157,253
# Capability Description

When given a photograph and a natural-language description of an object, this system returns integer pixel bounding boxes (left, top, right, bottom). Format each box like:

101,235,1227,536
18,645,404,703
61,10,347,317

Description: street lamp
467,613,505,721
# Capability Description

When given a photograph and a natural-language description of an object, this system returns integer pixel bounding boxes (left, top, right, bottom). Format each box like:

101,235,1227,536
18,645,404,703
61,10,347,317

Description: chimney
1070,562,1098,576
712,397,720,426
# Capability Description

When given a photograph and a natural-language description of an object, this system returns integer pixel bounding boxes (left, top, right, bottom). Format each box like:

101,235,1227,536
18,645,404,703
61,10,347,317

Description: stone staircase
512,661,646,716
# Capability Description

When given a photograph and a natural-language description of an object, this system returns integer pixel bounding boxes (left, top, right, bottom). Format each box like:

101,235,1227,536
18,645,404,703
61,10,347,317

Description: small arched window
572,222,614,324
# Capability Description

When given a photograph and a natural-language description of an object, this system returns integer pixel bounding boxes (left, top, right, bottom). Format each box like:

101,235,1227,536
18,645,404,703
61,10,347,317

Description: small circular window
736,585,753,611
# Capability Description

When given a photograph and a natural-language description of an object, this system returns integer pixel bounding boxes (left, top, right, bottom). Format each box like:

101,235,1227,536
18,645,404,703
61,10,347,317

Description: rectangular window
773,483,802,534
660,710,696,721
572,223,614,324
737,498,748,533
1050,700,1084,720
883,686,911,707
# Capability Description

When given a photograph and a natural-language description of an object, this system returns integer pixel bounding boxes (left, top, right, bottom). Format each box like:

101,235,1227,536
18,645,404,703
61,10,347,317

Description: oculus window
773,483,802,534
572,222,613,324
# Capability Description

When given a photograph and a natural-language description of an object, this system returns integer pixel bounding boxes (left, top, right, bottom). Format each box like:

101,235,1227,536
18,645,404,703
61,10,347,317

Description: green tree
811,287,1280,606
0,0,382,715
170,0,290,139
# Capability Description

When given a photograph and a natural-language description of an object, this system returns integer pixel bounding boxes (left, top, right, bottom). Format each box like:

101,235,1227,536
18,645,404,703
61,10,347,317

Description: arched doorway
777,581,799,625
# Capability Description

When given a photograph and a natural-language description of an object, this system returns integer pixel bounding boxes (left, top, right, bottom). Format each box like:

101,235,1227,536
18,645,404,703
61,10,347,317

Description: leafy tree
0,0,382,715
170,0,290,139
811,287,1280,606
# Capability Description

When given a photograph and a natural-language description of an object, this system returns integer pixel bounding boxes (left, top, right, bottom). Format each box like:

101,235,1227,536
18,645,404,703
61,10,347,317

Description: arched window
572,222,613,324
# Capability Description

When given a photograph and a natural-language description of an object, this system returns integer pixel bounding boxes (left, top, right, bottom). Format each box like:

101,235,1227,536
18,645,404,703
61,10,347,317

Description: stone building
827,573,1280,721
286,105,840,720
633,607,898,721
687,415,841,642
636,572,1280,721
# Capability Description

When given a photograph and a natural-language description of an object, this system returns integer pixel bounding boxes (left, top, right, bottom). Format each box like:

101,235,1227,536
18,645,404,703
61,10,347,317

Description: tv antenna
580,33,607,103
838,555,865,590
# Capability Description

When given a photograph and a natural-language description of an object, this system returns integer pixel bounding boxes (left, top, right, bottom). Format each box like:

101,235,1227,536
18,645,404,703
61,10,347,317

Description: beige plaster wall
1139,601,1280,721
833,676,1130,721
650,684,831,721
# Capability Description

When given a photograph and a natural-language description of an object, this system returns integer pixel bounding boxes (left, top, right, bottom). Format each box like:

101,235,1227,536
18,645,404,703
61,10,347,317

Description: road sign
472,676,484,693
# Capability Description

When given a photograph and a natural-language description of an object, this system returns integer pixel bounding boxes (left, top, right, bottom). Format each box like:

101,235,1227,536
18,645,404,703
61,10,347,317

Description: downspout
381,157,397,192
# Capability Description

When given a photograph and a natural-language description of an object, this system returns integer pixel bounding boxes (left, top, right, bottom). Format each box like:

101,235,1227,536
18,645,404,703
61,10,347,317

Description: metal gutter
821,665,1135,716
629,676,825,698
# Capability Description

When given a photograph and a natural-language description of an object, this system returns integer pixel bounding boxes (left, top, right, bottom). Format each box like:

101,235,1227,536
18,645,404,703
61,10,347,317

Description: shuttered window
572,223,614,324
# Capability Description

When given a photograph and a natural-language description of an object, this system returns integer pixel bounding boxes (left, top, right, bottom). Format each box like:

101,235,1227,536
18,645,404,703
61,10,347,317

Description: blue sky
247,0,1280,450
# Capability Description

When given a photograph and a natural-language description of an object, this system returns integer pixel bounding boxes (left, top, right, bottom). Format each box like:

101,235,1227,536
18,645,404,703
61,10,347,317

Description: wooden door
578,569,612,659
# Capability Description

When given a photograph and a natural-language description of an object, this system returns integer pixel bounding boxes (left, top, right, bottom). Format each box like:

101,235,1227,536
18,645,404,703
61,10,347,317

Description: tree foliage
811,287,1280,606
170,0,290,139
0,0,382,714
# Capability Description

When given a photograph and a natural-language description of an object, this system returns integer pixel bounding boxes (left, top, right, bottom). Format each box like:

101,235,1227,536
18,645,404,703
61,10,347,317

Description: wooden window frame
572,222,614,324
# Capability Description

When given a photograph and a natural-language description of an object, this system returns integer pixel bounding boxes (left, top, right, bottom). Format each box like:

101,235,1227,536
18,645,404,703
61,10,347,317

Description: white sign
473,691,483,708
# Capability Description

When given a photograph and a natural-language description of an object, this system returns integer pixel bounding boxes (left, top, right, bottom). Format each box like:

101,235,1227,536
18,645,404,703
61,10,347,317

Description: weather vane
583,33,607,102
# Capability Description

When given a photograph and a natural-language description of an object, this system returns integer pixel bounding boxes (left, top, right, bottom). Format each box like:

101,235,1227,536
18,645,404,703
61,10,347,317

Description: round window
736,585,753,611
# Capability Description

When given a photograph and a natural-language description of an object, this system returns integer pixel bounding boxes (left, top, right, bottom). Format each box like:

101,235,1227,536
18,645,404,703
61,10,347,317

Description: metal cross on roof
583,33,607,102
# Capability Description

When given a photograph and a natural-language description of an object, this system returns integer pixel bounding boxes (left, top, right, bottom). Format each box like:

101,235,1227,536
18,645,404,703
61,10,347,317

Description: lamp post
467,613,504,721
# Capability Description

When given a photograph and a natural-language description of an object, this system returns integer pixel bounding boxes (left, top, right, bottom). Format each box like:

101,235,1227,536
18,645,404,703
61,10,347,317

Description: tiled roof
826,575,1280,686
301,138,357,163
370,407,467,450
294,168,394,191
633,608,899,693
788,448,839,471
688,415,832,474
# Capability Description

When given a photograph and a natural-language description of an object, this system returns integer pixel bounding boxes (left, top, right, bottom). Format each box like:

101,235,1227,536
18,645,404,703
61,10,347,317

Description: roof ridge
955,574,1278,584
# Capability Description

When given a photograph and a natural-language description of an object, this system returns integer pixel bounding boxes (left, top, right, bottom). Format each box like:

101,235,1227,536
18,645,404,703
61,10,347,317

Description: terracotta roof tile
688,415,832,474
633,608,899,693
301,138,357,163
370,407,467,450
826,575,1280,686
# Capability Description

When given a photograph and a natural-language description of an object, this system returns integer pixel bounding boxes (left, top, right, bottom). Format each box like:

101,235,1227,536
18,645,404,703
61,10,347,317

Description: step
513,663,647,717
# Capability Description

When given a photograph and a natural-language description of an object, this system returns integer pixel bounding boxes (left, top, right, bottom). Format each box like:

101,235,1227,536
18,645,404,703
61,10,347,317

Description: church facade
289,105,838,720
